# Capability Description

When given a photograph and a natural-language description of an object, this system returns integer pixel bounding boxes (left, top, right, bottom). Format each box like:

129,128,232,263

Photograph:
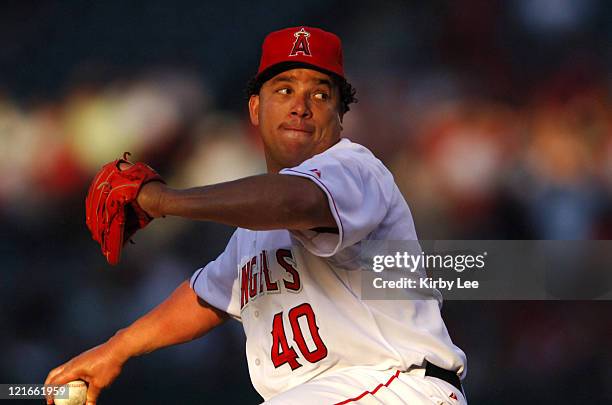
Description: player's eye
313,92,329,101
277,88,291,95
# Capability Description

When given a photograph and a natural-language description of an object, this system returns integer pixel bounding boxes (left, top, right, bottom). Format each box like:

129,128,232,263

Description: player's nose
289,94,312,119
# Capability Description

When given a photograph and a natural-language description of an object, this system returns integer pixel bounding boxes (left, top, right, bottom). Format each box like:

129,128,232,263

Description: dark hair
245,62,358,115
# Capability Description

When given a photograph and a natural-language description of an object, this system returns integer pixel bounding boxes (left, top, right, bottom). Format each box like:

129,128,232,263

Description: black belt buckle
424,362,463,393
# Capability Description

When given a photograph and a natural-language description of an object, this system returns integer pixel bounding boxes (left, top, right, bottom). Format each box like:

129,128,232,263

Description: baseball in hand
54,380,87,405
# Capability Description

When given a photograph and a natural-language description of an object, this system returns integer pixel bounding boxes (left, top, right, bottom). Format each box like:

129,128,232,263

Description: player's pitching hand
45,341,127,405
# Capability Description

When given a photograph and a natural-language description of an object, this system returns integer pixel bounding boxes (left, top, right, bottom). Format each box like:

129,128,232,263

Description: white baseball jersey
190,138,466,401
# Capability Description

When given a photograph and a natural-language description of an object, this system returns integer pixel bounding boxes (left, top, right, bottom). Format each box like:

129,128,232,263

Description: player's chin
278,132,316,153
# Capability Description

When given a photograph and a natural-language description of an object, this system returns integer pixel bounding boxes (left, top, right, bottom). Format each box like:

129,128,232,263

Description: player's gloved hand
85,153,165,265
44,341,128,405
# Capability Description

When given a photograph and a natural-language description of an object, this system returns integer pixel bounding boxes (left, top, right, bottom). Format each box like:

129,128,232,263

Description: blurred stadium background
1,1,611,404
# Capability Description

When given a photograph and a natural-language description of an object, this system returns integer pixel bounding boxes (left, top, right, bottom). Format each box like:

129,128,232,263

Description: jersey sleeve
190,230,241,320
279,143,393,257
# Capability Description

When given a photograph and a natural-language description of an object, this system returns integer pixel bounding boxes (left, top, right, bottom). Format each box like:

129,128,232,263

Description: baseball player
46,27,467,405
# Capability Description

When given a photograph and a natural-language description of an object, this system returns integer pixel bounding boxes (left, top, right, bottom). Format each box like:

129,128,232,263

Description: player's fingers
86,384,101,405
46,371,82,405
45,368,62,403
47,370,80,387
45,365,64,385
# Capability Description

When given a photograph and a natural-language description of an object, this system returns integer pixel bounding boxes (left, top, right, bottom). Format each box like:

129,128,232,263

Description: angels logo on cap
256,26,345,79
289,28,312,57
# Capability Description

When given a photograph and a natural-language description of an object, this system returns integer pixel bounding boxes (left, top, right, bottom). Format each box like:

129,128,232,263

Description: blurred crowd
1,63,610,240
1,0,611,404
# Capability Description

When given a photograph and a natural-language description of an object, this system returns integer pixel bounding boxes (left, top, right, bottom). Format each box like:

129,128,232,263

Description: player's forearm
140,174,335,230
107,281,227,361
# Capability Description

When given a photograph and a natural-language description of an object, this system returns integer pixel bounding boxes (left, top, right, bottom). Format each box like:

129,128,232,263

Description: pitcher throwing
46,26,467,405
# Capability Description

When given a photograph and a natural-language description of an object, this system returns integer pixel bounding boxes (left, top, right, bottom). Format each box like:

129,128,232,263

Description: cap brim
256,61,343,85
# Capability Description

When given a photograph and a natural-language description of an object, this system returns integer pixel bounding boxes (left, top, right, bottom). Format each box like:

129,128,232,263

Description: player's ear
334,80,344,125
248,95,260,126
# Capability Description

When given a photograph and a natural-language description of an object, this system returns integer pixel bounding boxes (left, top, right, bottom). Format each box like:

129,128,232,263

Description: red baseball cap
256,26,345,80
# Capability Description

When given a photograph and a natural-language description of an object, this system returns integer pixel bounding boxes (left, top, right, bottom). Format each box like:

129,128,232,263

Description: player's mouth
280,123,315,135
280,124,314,138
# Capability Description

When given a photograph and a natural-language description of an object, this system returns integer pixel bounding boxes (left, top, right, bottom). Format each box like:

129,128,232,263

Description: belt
424,362,462,393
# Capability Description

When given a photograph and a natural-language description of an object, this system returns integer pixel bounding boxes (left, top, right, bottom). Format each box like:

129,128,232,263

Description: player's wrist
106,328,140,363
136,181,167,219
